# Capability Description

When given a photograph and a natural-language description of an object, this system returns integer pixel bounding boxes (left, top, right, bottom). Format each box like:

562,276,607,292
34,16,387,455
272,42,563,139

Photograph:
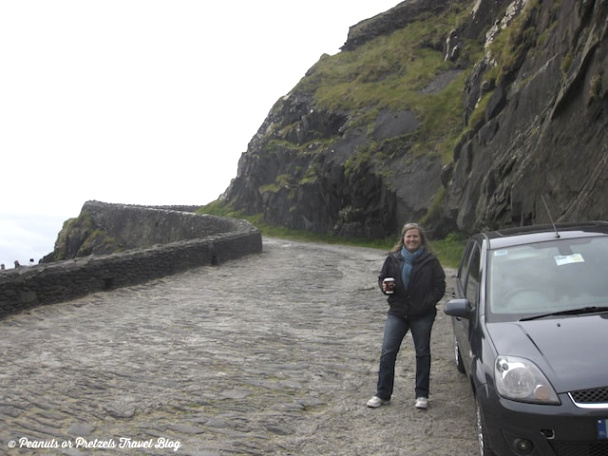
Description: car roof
473,221,608,250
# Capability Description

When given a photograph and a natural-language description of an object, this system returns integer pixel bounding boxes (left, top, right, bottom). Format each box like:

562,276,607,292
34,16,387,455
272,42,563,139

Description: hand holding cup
382,277,395,294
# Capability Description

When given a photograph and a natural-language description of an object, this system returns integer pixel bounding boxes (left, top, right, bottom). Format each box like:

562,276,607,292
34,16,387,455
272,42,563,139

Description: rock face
448,0,608,232
221,0,608,238
223,92,402,239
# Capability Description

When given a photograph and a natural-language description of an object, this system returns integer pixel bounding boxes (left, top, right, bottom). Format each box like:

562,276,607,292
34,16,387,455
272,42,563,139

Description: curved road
0,238,476,455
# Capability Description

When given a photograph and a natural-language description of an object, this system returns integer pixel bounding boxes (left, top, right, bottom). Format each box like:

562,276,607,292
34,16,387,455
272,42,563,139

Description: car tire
454,338,465,373
476,400,497,456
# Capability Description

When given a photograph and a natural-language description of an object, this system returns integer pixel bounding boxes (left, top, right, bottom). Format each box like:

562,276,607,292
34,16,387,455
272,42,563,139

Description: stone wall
79,201,241,248
0,203,262,319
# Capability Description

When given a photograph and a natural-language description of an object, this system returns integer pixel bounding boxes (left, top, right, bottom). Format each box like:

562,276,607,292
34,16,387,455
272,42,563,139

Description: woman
367,223,446,409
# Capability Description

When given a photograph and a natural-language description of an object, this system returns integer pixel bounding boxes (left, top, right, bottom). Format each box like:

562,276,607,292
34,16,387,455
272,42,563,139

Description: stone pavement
0,238,477,456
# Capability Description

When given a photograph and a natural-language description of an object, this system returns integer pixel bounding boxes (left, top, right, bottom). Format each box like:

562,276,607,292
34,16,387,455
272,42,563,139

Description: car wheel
476,400,497,456
454,338,465,373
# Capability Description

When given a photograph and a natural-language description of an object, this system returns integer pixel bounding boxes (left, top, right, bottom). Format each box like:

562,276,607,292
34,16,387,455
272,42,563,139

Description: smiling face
403,228,422,252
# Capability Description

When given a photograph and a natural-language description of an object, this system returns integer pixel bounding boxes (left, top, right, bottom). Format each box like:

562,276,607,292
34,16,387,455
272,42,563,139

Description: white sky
0,1,400,266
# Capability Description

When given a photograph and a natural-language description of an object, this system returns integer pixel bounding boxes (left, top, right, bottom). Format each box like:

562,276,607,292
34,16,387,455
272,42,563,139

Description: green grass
198,201,466,268
306,29,458,112
430,232,466,269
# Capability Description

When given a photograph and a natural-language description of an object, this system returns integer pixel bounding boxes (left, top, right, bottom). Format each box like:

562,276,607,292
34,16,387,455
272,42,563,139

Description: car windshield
486,235,608,322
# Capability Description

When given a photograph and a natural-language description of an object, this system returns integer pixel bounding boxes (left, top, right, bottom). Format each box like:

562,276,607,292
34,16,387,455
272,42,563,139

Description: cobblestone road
0,238,477,456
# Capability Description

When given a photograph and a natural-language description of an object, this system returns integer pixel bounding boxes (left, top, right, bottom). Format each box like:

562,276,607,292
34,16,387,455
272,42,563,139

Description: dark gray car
444,222,608,456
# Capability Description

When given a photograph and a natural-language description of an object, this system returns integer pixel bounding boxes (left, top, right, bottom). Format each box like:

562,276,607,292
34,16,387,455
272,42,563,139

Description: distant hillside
219,0,608,239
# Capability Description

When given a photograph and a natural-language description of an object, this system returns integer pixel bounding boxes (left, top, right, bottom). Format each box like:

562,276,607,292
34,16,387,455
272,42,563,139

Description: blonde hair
390,223,430,253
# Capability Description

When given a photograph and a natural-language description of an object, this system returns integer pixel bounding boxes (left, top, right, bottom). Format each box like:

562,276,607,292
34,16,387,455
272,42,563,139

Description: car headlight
495,356,560,404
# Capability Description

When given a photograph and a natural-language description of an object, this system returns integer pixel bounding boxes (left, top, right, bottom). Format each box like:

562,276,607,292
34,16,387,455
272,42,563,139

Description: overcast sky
0,1,400,266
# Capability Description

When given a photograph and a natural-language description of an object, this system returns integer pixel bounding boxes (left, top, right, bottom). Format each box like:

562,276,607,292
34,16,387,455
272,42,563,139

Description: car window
487,235,608,321
465,244,481,306
457,241,474,290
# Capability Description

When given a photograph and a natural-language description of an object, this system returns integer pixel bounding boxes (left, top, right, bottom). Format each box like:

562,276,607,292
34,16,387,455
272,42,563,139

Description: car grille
569,387,608,407
554,388,608,455
550,441,608,456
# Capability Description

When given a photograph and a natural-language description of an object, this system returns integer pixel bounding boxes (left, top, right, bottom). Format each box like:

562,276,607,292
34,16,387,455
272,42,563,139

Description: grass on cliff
199,202,465,268
297,3,480,165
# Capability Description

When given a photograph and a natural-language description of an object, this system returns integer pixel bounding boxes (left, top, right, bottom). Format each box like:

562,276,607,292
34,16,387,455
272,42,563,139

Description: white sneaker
367,396,390,408
415,397,428,409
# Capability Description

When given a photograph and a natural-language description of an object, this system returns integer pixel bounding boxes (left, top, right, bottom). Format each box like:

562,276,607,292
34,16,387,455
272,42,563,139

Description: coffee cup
383,277,395,294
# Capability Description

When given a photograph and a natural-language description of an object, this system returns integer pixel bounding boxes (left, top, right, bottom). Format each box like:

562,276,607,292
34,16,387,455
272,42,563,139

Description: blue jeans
376,312,436,400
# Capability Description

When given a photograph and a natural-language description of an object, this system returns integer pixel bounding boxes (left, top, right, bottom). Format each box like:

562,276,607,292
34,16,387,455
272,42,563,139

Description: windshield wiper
520,306,608,322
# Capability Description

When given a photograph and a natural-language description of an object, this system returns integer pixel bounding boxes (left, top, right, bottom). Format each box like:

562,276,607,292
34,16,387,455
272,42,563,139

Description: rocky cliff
220,0,608,238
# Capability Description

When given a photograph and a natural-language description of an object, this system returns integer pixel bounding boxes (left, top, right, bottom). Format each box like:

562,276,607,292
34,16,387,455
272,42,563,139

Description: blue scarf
401,246,423,290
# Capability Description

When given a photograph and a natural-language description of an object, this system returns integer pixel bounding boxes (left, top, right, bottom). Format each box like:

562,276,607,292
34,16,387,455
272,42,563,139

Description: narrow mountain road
0,237,477,455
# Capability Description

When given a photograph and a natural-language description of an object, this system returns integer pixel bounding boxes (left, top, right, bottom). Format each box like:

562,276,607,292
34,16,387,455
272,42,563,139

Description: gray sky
1,0,400,266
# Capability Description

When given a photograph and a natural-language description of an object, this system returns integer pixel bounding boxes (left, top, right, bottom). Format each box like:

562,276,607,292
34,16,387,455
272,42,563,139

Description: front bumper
478,385,608,456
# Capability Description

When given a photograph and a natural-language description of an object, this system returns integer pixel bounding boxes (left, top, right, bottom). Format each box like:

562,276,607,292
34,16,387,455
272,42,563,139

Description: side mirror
444,298,472,319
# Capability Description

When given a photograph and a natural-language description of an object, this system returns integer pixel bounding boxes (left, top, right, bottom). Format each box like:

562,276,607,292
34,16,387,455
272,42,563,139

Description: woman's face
403,228,422,252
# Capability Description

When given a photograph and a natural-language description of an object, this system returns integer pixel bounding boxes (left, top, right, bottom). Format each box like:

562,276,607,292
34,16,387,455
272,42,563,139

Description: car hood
487,313,608,393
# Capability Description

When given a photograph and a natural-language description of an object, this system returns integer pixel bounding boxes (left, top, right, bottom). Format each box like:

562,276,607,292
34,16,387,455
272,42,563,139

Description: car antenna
541,195,560,238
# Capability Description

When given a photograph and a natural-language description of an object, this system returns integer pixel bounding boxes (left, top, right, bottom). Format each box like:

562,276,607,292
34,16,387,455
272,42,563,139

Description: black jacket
378,248,446,318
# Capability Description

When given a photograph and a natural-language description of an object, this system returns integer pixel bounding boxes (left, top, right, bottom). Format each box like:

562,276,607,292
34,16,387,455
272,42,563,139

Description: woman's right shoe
415,397,428,409
366,396,390,408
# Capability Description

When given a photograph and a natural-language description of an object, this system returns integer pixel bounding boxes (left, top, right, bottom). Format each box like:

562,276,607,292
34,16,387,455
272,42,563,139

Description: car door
452,240,482,375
